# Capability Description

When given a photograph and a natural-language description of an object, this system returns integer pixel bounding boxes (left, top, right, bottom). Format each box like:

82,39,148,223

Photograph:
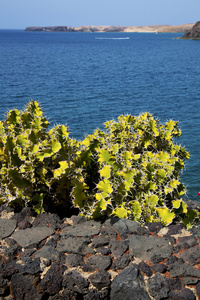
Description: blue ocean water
0,29,200,200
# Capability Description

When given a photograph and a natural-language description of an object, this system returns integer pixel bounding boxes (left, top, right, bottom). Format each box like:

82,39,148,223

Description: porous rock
96,247,111,255
89,270,111,290
168,288,196,300
146,222,163,234
167,223,186,235
4,244,22,259
169,260,200,278
10,273,41,300
18,219,32,229
100,224,117,239
86,254,112,270
34,245,61,261
62,270,89,294
150,254,165,264
139,261,153,277
110,264,151,300
183,277,199,285
11,207,36,223
60,220,101,237
84,288,109,300
129,235,173,261
65,253,84,267
32,213,62,230
0,277,9,296
177,245,200,265
11,226,54,248
18,257,42,275
196,281,200,298
112,254,131,271
189,224,200,243
0,259,19,278
176,235,198,250
1,211,200,299
0,219,17,240
91,236,109,248
151,263,168,274
49,290,79,299
56,236,93,255
148,273,170,299
110,239,128,258
108,218,142,235
39,261,67,296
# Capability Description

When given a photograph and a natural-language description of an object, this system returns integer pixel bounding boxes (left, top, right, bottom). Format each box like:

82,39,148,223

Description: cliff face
183,21,200,39
25,26,76,32
25,24,194,33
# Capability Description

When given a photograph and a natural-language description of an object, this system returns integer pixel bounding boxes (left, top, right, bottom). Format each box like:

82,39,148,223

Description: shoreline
25,23,194,33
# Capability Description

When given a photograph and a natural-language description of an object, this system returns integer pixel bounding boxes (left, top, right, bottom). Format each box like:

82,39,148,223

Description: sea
0,29,200,201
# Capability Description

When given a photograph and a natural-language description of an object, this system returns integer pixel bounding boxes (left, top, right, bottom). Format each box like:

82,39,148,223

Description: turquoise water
0,30,200,200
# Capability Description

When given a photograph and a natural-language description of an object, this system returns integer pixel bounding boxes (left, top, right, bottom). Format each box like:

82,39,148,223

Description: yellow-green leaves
49,139,61,153
150,120,159,136
157,169,166,178
158,152,169,162
72,180,87,208
6,109,21,125
172,200,187,213
121,170,136,183
0,100,77,215
97,179,113,194
165,120,176,131
95,193,111,210
98,149,113,163
122,151,132,161
113,206,128,218
0,121,5,135
0,102,194,226
169,179,180,189
145,194,159,206
27,100,43,118
133,154,141,161
32,194,44,214
156,207,175,225
36,139,61,161
54,161,69,178
17,135,30,148
99,165,111,179
131,201,142,221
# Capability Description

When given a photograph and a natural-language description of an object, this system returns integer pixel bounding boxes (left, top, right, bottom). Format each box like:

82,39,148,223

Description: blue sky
1,0,199,29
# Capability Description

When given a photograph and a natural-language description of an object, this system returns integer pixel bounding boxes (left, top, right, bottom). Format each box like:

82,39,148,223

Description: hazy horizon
0,0,199,30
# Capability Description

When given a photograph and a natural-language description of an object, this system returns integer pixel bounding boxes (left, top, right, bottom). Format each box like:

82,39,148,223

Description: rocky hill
182,21,200,39
25,23,194,33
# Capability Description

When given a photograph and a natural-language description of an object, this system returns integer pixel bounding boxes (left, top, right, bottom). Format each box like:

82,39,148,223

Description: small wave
95,37,130,40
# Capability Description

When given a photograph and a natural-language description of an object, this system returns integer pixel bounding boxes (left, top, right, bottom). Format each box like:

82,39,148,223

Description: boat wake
95,37,130,40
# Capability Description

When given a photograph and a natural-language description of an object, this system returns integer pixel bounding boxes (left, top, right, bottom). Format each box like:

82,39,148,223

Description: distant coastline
25,23,194,33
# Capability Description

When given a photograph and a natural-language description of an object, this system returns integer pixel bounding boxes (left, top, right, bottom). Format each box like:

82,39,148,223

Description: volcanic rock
183,21,200,39
0,219,16,240
110,264,151,300
89,270,111,290
11,226,54,248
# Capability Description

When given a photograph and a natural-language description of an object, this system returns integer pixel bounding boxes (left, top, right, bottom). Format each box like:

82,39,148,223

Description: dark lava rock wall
183,21,200,39
0,205,200,299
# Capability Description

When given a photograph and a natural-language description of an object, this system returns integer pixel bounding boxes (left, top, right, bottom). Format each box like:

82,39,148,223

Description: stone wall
0,203,200,299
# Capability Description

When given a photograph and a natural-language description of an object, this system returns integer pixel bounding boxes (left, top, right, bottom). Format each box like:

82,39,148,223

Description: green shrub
0,101,80,216
71,113,199,227
0,101,199,227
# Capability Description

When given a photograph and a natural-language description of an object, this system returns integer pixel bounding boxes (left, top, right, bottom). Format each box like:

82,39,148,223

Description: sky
0,0,200,29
